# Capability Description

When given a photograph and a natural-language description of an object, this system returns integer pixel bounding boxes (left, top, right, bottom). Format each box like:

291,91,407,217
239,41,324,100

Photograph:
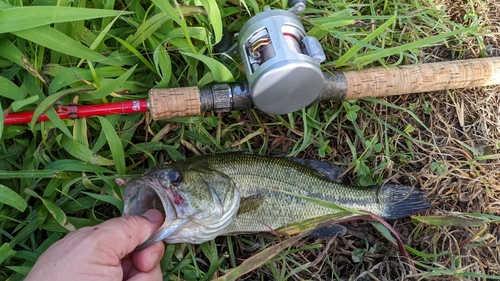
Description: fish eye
168,170,183,186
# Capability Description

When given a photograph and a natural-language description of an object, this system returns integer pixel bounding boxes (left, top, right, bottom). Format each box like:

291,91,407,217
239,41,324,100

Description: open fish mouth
123,178,174,218
123,178,186,249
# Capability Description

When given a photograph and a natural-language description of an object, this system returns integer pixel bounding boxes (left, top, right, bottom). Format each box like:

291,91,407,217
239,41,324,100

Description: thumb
91,209,164,259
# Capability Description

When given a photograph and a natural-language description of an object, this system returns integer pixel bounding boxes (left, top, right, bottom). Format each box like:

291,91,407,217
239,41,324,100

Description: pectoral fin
237,194,265,216
309,223,347,239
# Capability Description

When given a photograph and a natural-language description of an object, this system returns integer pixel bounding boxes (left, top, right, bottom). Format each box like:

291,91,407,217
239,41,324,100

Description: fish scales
123,153,430,246
187,153,382,233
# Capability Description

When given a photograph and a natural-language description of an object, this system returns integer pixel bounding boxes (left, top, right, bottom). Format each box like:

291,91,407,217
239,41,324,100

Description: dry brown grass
216,1,500,280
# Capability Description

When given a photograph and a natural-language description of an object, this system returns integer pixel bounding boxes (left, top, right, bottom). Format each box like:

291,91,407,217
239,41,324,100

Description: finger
89,209,164,260
126,263,163,281
132,241,165,272
121,257,134,278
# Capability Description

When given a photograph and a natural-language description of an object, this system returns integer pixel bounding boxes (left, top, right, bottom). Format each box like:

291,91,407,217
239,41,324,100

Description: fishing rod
4,2,500,125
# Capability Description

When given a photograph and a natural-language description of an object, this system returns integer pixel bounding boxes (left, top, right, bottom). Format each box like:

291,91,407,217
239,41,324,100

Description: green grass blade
0,6,132,33
79,64,137,101
29,88,73,129
48,66,125,94
336,15,396,67
0,243,16,265
153,0,197,53
110,35,158,74
126,12,171,48
97,117,126,175
152,38,172,87
353,27,475,66
0,1,13,9
0,75,24,100
180,52,234,82
213,232,308,281
82,191,124,213
60,135,114,166
199,0,223,44
46,159,114,173
0,38,42,78
0,184,27,212
24,189,75,231
13,26,119,65
0,170,79,179
11,96,40,112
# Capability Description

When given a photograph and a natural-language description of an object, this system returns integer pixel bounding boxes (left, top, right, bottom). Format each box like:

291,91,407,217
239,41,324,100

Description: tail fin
378,184,430,220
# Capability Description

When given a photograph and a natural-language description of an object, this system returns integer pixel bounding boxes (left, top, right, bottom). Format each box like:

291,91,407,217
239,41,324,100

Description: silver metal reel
237,5,326,114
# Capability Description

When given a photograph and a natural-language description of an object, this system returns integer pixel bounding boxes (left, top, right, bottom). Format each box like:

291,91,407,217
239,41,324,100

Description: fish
122,153,430,248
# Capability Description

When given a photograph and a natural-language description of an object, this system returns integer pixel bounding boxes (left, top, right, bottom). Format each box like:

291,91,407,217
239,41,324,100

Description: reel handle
320,57,500,101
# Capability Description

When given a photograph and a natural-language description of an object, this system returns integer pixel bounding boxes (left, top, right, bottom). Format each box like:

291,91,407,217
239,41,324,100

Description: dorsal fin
287,158,343,182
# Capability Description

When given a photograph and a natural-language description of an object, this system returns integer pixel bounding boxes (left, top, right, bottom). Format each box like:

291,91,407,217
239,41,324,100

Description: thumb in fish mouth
135,218,188,251
142,209,163,223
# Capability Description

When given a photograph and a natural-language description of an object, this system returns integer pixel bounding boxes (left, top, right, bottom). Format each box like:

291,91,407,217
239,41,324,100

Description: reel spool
237,4,326,114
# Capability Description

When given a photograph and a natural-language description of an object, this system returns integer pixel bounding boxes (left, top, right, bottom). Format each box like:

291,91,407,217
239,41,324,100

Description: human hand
25,209,165,281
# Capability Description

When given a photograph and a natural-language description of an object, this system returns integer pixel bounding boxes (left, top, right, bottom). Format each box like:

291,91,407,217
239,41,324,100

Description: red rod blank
4,100,149,125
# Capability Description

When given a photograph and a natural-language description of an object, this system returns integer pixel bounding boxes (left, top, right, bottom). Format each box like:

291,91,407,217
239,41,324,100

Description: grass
1,0,500,280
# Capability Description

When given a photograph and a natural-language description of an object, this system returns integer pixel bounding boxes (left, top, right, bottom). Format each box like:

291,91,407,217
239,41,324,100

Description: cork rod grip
343,57,500,99
149,87,201,120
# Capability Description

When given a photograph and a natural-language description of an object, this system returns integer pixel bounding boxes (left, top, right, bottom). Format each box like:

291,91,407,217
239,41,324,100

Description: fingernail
142,209,162,223
153,252,159,264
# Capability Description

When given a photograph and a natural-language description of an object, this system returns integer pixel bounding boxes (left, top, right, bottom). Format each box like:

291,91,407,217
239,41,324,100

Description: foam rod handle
320,58,500,101
149,87,201,120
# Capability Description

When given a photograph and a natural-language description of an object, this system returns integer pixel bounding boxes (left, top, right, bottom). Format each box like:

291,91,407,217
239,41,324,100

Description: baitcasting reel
236,2,326,114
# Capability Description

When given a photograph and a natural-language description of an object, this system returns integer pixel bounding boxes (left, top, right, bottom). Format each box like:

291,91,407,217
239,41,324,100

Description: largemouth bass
122,153,429,248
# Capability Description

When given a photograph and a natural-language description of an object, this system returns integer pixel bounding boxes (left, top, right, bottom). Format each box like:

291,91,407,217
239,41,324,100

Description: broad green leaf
11,96,40,112
109,34,158,74
152,38,172,87
97,117,126,175
0,243,16,265
46,159,114,173
0,170,78,179
83,7,125,65
0,38,46,82
153,0,197,53
82,191,124,212
0,184,27,212
5,266,31,275
164,27,210,43
199,0,222,44
48,66,125,94
60,135,114,166
22,73,73,138
0,39,30,69
0,1,13,9
79,65,137,101
0,76,24,100
13,26,119,65
73,117,89,148
29,86,73,129
126,12,171,48
0,6,132,33
24,189,75,231
152,0,182,28
180,52,234,82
